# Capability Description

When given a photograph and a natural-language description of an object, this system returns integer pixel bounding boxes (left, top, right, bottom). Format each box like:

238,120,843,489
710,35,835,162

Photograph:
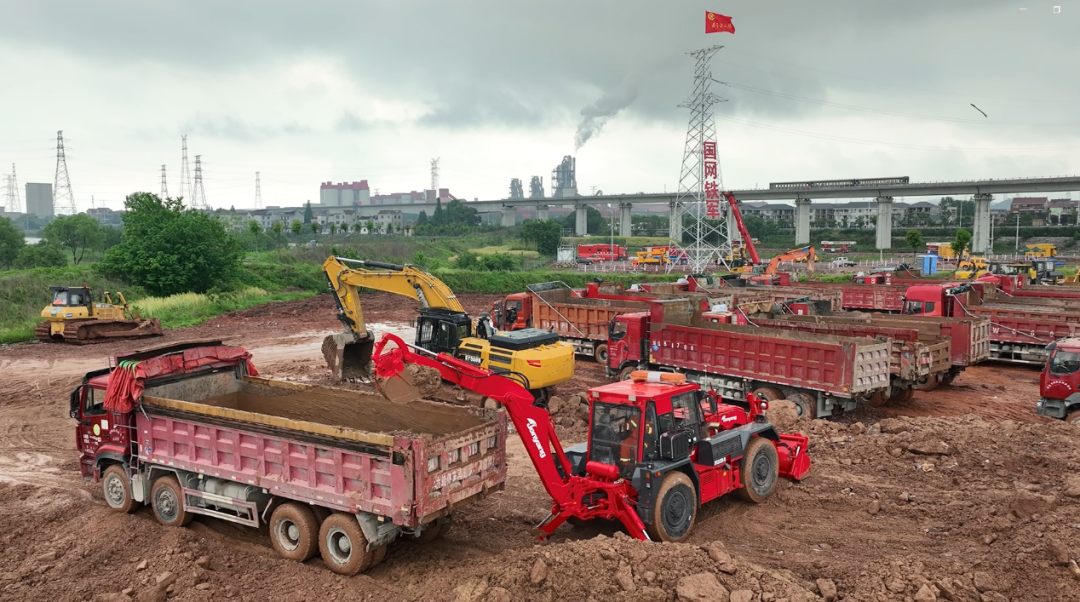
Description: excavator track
47,318,164,345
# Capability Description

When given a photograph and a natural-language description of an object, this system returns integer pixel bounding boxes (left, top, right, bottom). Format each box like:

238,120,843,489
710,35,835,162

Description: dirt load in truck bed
144,374,488,440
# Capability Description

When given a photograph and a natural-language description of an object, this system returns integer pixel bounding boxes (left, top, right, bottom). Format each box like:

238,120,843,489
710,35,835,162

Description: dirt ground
1,293,1078,602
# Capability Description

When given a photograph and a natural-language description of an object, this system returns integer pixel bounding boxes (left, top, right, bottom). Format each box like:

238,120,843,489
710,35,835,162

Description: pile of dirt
545,391,591,440
433,535,820,602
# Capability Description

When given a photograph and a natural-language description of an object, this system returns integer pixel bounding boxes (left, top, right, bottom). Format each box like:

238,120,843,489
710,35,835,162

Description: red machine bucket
776,433,812,481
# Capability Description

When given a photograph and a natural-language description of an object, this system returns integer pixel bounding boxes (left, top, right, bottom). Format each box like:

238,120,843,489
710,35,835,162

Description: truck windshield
610,319,627,340
589,402,641,475
1050,350,1080,375
903,301,924,315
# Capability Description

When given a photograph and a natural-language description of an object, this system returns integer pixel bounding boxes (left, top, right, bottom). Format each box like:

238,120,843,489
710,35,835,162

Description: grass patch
133,287,315,329
467,245,540,259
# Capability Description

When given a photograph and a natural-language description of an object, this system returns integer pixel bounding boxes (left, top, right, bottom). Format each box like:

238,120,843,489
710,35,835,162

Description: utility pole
192,155,206,210
160,165,169,199
255,171,263,208
1015,212,1020,253
180,135,191,201
54,130,76,214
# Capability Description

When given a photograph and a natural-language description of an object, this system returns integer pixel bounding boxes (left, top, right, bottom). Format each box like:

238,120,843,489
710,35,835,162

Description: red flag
705,12,735,34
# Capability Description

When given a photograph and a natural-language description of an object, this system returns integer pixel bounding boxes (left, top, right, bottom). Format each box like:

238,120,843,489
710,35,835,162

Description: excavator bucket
775,432,812,481
321,332,375,381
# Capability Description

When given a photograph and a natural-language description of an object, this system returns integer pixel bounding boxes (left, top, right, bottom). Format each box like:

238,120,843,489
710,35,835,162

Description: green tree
16,241,67,268
905,229,925,262
365,220,374,234
329,223,337,241
100,193,243,296
417,210,428,225
520,219,562,256
0,217,25,268
432,199,444,224
271,221,284,244
352,222,363,234
43,213,104,265
303,201,314,224
248,220,263,254
561,206,603,234
952,228,972,259
290,220,303,237
310,222,320,236
100,225,122,251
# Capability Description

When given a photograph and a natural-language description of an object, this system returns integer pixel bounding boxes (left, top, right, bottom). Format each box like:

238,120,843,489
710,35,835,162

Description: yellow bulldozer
35,286,163,344
320,256,575,403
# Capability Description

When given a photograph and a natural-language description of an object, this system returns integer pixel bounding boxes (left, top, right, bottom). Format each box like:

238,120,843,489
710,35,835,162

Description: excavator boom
724,191,761,265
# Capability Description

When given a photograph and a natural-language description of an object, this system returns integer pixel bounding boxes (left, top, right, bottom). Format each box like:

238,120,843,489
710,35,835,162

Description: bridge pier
619,203,632,237
669,201,682,242
536,204,549,221
575,204,589,236
727,204,739,246
501,206,516,227
795,199,811,246
972,193,992,254
875,196,893,250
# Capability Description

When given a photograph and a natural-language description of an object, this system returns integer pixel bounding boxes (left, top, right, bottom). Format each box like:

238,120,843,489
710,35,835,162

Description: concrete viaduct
364,176,1080,254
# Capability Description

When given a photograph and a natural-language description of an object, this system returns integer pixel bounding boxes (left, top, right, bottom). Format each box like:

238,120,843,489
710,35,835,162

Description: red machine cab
1037,337,1080,423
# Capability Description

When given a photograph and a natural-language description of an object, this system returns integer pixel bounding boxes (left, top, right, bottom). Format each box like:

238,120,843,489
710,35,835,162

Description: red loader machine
372,333,811,543
1037,337,1080,423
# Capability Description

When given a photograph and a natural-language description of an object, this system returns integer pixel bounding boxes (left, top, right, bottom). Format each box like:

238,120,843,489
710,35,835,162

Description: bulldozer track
36,318,166,345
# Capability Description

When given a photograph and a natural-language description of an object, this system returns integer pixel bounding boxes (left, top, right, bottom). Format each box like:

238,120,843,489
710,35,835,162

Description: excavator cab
415,308,473,355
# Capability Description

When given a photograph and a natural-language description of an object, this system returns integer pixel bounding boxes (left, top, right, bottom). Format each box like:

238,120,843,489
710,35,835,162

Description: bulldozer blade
322,332,374,381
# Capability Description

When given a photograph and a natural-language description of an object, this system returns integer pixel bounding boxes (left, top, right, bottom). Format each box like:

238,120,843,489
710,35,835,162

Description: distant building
1010,197,1048,213
320,181,370,207
358,209,403,233
26,183,53,218
369,188,455,206
86,207,121,226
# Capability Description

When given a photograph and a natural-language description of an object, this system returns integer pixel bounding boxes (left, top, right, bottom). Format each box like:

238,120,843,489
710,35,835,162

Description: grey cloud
181,116,312,142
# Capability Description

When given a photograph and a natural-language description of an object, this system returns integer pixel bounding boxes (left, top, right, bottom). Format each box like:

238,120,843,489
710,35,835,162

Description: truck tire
891,387,915,404
270,503,320,562
151,476,193,527
102,465,137,514
753,387,784,402
737,437,779,504
319,513,375,576
618,366,636,381
414,522,444,544
1067,409,1080,425
594,344,609,364
787,392,816,419
645,471,697,543
938,373,957,387
370,545,388,567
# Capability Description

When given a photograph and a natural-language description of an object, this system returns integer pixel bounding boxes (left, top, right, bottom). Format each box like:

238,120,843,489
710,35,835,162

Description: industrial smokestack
573,71,640,151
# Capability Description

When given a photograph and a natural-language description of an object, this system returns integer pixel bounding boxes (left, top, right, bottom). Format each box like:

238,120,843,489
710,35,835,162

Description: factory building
25,183,53,218
320,181,370,207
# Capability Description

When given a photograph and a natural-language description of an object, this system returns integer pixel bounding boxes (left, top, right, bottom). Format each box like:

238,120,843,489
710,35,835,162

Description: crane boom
724,191,761,265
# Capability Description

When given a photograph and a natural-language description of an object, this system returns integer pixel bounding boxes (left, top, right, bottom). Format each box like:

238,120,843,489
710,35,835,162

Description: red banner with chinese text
706,12,735,34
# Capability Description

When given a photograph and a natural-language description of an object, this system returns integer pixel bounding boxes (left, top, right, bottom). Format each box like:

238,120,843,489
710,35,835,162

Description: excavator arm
370,333,651,541
724,191,761,265
321,256,467,381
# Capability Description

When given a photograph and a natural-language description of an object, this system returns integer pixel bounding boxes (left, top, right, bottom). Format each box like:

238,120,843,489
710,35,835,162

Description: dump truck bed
532,289,648,342
138,372,507,528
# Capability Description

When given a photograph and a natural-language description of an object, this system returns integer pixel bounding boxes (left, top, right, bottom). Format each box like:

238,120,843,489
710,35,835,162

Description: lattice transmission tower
254,171,262,208
668,46,730,273
54,130,76,214
192,155,207,209
160,165,169,199
3,164,21,214
180,135,191,201
430,158,440,194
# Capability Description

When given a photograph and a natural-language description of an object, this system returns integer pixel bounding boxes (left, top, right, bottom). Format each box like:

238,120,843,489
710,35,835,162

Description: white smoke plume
574,71,640,151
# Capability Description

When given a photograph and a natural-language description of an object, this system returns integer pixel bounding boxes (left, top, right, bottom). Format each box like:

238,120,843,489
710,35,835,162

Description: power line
53,130,76,214
713,79,1080,127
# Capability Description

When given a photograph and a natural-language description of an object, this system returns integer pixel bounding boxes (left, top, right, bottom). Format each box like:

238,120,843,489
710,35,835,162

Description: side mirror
706,392,718,414
68,386,83,420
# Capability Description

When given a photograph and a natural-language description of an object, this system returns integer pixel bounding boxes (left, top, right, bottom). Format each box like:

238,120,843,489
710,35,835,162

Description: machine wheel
370,545,388,567
269,503,320,562
645,471,697,543
594,344,609,365
788,392,816,419
102,465,137,513
618,366,637,381
752,387,785,402
737,438,779,504
891,387,915,404
319,513,374,576
1066,409,1080,425
150,476,192,527
414,522,444,544
915,377,940,392
866,391,888,408
938,373,957,387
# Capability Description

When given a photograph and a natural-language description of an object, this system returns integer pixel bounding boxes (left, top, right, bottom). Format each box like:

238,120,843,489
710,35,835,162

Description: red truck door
608,313,649,375
493,294,531,330
71,375,132,479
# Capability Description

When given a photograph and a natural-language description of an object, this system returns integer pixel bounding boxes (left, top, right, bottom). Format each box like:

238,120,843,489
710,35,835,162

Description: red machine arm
370,333,652,540
724,191,761,265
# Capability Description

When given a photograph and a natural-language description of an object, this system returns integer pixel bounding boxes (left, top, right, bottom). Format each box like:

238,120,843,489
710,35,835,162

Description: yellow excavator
35,286,163,344
321,256,575,402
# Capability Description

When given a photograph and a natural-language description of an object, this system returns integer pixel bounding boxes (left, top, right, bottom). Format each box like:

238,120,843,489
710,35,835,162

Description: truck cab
606,312,650,380
70,368,128,479
1037,338,1080,423
492,293,531,331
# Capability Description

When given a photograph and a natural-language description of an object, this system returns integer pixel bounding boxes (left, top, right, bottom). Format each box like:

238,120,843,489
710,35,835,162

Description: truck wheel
737,438,779,504
752,387,784,402
594,344,609,364
270,503,320,562
370,545,388,567
319,513,374,576
618,366,636,381
311,505,331,525
151,476,192,527
102,465,137,514
1067,409,1080,425
788,392,816,419
414,522,444,544
891,387,915,404
915,377,939,392
645,471,697,543
938,373,957,387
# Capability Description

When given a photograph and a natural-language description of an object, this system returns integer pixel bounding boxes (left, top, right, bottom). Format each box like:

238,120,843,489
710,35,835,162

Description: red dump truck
493,282,649,363
608,299,892,418
73,341,507,575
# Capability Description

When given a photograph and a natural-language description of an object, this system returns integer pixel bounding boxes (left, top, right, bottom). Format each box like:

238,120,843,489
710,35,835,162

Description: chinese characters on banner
703,142,721,219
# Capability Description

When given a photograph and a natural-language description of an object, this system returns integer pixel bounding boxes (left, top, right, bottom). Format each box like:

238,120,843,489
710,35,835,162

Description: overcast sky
0,0,1077,212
